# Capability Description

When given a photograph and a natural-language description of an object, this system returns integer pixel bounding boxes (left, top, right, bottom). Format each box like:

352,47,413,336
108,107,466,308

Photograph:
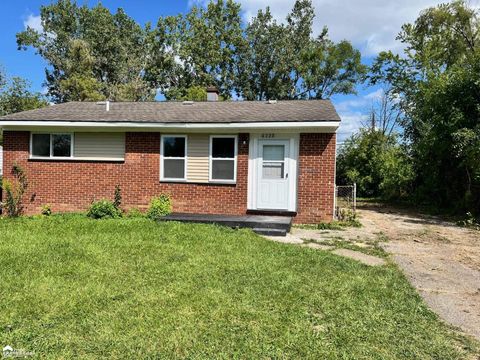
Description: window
31,133,73,158
262,145,285,179
210,136,237,182
31,134,50,157
53,134,72,157
161,135,187,181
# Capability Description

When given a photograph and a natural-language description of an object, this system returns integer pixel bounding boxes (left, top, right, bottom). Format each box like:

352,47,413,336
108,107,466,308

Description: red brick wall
295,133,336,223
2,131,335,223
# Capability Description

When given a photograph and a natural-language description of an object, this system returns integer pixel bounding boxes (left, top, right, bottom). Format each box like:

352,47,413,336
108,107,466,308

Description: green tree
149,0,245,100
240,7,292,100
240,0,366,100
299,37,366,99
0,70,47,117
180,86,208,102
370,0,480,214
58,40,105,102
17,0,156,102
336,129,413,199
17,0,365,103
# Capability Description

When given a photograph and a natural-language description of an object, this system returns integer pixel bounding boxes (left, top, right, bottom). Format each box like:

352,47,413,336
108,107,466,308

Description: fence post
353,183,357,212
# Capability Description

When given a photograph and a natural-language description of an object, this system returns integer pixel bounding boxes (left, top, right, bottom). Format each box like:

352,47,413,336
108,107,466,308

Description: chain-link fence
335,184,357,219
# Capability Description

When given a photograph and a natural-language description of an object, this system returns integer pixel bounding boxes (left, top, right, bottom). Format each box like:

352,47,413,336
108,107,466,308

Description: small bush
87,200,122,219
1,164,28,217
146,194,172,220
336,208,362,227
41,204,52,216
113,185,122,210
126,207,144,218
458,212,480,230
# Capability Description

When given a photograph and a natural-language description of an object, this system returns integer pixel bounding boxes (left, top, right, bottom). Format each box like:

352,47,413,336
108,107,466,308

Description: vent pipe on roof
96,100,110,111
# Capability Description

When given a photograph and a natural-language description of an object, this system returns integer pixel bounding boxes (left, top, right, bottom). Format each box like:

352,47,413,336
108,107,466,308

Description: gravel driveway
356,203,480,340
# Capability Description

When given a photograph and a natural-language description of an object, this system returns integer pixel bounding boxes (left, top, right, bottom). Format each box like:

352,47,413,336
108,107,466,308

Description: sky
0,0,452,143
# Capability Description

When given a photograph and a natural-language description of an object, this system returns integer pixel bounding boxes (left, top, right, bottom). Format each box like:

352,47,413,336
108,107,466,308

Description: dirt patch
269,203,480,340
342,203,480,341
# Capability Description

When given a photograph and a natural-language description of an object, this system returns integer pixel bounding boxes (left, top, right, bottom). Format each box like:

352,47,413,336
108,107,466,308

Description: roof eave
0,120,340,133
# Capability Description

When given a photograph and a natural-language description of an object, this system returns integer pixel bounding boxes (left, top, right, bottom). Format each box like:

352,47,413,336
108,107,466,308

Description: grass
303,232,390,258
295,219,361,231
0,215,478,359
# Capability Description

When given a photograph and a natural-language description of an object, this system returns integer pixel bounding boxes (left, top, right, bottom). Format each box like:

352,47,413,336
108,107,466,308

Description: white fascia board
0,120,340,133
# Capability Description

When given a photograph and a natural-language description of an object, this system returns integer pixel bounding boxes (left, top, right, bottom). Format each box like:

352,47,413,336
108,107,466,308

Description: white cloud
23,14,43,32
364,88,384,100
235,0,446,56
188,0,209,8
336,112,368,144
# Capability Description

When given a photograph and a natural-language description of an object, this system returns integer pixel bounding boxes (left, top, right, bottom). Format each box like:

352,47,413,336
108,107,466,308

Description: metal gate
335,184,356,219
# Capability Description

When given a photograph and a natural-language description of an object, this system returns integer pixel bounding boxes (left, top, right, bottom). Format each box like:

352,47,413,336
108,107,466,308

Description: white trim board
0,120,340,133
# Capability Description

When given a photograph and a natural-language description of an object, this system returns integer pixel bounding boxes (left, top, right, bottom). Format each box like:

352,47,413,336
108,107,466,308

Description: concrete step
252,228,288,237
161,213,292,232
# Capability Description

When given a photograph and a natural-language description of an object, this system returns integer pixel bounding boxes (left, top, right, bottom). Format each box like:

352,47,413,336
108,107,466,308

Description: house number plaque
261,133,275,139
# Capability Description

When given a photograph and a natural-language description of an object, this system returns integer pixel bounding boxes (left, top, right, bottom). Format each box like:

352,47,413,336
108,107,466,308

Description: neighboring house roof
0,100,341,124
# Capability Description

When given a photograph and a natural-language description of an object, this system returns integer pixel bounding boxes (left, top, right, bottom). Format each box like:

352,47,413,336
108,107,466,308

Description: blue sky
0,0,449,142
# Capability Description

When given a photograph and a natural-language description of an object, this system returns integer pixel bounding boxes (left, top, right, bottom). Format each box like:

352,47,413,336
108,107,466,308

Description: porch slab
160,213,292,236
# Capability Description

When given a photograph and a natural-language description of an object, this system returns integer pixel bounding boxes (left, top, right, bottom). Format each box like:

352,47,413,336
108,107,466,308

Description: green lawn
0,215,477,359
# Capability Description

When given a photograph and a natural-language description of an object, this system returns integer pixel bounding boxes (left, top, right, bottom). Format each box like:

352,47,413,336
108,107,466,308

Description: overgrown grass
0,215,477,359
295,219,361,231
303,233,389,258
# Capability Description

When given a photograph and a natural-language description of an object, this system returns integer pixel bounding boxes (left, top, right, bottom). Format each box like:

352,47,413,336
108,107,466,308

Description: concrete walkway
332,248,386,266
265,229,387,267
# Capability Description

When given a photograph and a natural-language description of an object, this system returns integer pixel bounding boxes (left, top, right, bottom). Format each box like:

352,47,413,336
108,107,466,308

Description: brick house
0,95,340,224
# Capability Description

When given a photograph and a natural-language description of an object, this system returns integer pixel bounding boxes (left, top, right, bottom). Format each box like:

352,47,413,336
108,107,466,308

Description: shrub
113,185,122,210
126,207,144,218
87,200,122,219
337,209,361,227
41,204,52,216
1,164,28,217
146,194,172,220
458,212,480,230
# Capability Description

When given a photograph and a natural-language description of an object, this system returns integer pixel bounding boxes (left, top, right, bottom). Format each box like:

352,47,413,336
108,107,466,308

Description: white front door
256,139,290,210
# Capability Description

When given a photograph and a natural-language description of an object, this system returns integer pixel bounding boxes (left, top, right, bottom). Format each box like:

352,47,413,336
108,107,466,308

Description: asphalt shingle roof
0,100,340,123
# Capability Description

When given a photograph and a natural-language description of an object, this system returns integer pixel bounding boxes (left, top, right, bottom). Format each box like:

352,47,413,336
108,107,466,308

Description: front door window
262,145,285,179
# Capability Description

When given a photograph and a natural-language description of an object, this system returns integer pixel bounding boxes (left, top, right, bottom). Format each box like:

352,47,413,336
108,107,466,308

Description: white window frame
30,132,74,159
160,134,188,182
209,135,238,184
